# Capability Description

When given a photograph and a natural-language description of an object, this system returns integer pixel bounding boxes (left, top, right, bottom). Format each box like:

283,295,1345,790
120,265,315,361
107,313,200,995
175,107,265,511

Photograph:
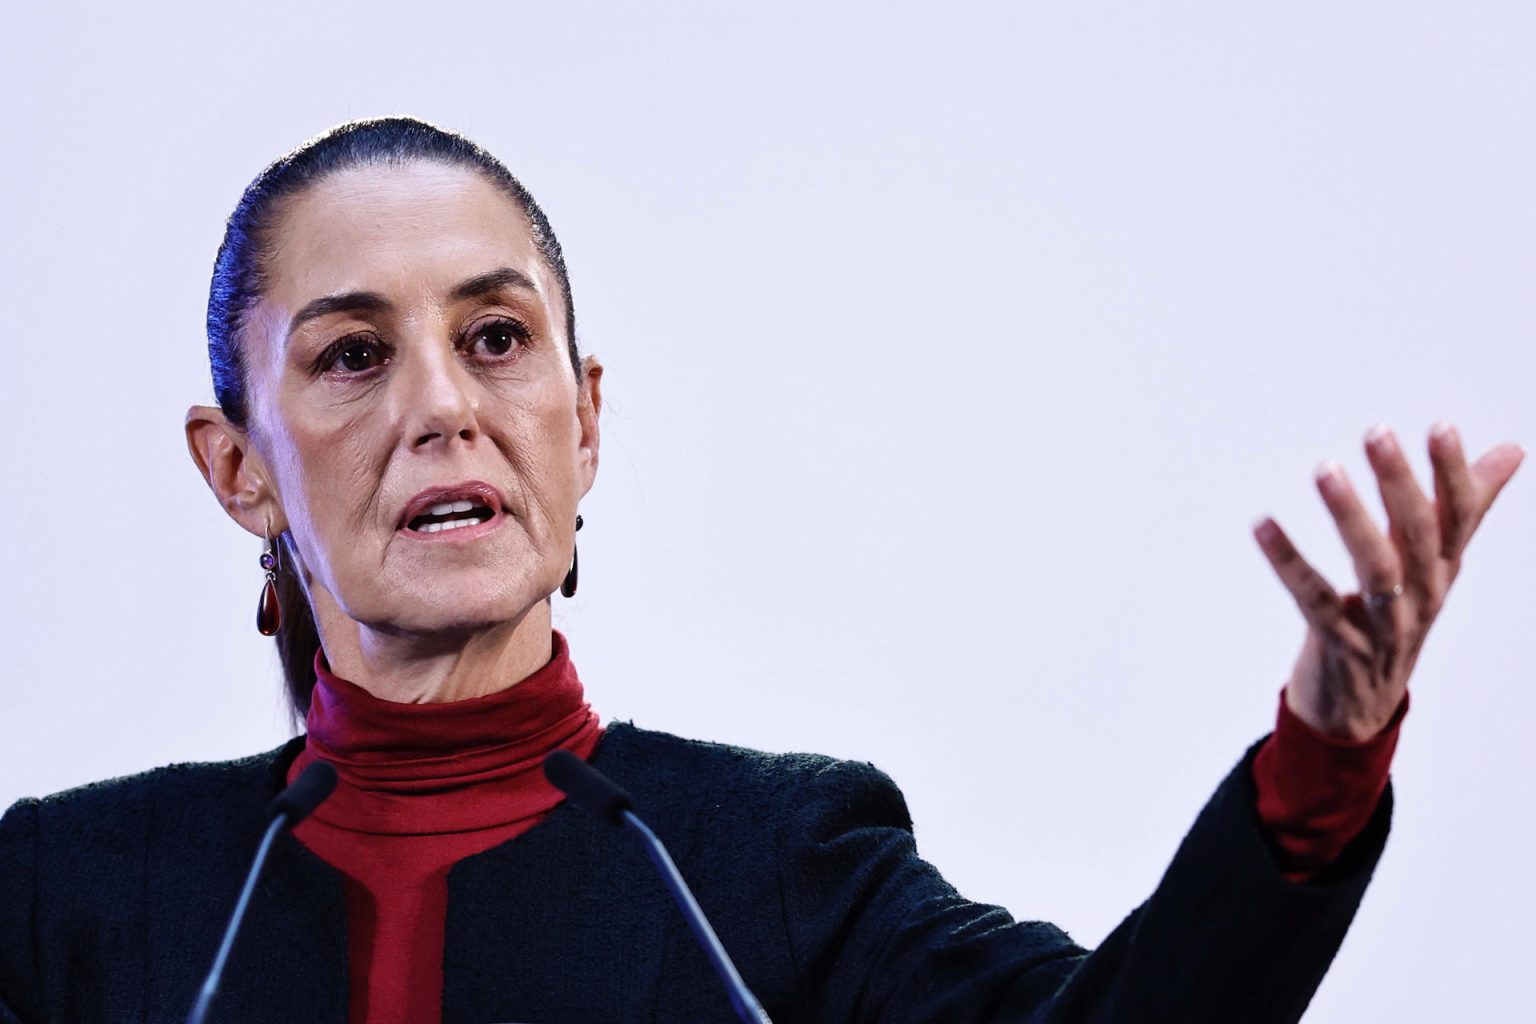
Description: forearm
991,740,1391,1024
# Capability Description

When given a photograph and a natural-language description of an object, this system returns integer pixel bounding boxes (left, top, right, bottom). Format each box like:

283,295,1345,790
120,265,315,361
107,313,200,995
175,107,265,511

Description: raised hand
1254,423,1524,741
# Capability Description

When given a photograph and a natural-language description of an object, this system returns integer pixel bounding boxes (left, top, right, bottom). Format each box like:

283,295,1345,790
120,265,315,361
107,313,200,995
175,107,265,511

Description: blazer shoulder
601,718,888,780
599,721,910,829
13,737,302,850
0,738,305,1011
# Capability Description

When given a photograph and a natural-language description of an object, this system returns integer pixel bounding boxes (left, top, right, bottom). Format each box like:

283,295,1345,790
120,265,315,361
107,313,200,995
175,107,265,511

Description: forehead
264,161,551,307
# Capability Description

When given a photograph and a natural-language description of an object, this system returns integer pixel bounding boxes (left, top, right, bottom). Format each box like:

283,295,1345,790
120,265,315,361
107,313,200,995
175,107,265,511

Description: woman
0,117,1524,1023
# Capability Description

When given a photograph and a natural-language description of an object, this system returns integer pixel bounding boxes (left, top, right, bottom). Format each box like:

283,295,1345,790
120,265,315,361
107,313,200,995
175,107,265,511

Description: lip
397,480,508,538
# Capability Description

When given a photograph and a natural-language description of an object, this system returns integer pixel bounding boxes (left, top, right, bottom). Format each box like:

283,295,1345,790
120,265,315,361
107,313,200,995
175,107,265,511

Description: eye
318,335,388,375
466,317,530,358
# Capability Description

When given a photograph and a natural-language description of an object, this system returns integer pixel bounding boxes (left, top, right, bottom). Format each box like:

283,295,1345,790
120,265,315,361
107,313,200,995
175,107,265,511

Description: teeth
419,516,488,534
425,499,477,516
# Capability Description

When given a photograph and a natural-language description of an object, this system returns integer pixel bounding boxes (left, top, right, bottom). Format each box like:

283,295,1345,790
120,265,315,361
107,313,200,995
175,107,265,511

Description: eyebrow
450,267,538,302
285,267,541,340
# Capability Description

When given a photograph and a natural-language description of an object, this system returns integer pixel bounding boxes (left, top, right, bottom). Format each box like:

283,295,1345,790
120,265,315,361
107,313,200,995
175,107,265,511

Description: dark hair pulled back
205,116,579,718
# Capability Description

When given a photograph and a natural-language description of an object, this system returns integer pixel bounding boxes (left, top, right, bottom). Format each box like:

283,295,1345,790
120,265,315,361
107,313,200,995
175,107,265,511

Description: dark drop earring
257,526,282,636
560,515,584,598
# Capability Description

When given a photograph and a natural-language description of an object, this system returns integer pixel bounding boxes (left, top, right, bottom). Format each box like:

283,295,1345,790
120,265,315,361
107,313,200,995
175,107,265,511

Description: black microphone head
268,760,338,826
544,749,633,825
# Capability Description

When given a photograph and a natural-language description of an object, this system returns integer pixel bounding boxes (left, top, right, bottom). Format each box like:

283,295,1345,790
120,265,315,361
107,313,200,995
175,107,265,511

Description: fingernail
1315,460,1345,495
1431,419,1457,443
1366,423,1397,455
1253,518,1279,543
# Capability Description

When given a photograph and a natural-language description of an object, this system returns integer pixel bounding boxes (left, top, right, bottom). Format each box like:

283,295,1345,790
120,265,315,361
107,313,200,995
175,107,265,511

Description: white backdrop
2,3,1532,1020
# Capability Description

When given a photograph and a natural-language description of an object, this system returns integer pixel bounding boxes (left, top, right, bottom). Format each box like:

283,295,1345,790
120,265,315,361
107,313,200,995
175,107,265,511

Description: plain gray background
2,2,1531,1020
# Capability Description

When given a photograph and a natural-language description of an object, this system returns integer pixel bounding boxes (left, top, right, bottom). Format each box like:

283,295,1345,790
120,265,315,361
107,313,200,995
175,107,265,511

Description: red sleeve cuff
1251,689,1407,880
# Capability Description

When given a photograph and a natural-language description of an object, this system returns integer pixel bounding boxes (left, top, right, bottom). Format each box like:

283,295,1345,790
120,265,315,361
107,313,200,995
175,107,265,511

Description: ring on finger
1365,583,1405,610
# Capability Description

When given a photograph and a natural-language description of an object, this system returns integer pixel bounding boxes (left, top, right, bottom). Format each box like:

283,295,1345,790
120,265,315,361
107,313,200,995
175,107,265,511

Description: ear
575,355,603,495
185,405,287,539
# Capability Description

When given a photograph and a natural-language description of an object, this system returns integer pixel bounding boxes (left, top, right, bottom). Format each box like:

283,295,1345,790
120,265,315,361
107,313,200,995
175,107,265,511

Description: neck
312,599,557,704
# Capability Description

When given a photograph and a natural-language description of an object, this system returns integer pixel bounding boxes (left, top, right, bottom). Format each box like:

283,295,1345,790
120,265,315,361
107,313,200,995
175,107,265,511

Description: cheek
267,408,390,574
503,387,584,512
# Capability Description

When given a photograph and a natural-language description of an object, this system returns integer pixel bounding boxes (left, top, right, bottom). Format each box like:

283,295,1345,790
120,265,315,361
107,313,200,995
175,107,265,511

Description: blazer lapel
441,802,665,1024
441,731,668,1024
144,740,349,1023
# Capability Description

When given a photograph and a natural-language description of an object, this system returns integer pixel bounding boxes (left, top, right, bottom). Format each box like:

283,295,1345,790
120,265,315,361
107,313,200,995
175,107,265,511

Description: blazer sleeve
0,799,43,1024
773,738,1390,1024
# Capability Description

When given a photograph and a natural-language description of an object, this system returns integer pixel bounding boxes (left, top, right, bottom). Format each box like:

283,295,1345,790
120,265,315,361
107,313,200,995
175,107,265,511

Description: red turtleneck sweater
288,635,1401,1023
286,632,602,1024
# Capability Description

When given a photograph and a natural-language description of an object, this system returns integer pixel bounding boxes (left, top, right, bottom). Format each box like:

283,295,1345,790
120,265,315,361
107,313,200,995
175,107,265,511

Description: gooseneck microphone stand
544,749,773,1024
186,760,338,1024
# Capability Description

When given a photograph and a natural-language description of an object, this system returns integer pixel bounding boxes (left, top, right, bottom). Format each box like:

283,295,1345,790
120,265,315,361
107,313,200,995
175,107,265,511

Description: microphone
186,760,338,1024
544,750,773,1024
543,746,632,823
267,760,339,823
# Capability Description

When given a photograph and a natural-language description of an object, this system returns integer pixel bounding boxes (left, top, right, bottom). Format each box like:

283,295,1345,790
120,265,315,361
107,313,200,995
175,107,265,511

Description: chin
366,567,555,636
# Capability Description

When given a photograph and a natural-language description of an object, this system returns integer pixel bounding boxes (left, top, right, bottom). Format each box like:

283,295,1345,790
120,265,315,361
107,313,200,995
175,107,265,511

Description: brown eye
339,343,377,373
469,319,528,357
317,336,387,376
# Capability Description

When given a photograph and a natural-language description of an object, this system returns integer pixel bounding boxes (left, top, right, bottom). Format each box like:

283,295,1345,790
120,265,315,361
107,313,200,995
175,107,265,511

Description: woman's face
228,160,599,639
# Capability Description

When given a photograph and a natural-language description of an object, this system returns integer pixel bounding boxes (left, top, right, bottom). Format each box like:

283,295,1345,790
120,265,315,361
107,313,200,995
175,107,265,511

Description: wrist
1281,683,1411,746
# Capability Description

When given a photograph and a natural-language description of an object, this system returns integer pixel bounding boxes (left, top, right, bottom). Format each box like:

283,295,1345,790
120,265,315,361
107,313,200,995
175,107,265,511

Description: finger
1364,425,1440,599
1437,441,1528,566
1253,517,1345,630
1469,441,1527,514
1428,421,1477,558
1314,460,1403,599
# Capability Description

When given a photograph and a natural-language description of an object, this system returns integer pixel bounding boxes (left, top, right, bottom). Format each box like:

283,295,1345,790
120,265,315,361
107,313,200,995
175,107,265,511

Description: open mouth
407,500,496,534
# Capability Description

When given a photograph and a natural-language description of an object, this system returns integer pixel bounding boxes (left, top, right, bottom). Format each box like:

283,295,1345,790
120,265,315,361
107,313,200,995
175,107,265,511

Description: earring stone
560,515,584,598
257,536,282,636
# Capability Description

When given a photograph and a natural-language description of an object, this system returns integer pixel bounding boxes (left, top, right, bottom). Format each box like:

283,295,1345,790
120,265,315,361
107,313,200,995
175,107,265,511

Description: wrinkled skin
1257,424,1523,739
187,161,601,703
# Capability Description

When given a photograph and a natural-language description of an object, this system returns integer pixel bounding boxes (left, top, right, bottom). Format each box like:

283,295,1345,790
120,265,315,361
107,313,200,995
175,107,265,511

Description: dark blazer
0,721,1389,1023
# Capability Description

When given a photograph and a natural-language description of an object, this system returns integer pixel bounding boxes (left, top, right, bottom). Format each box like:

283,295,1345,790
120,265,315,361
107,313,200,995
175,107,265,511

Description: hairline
223,156,579,426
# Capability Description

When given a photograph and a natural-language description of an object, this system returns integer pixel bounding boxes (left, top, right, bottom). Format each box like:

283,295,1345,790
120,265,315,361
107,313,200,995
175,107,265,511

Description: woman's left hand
1254,423,1525,741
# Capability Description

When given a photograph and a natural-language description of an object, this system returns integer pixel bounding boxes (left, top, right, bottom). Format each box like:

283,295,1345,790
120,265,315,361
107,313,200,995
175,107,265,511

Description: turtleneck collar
292,630,603,836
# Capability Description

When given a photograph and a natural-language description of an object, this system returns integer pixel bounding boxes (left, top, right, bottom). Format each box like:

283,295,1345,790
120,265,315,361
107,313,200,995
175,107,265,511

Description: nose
399,338,479,450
